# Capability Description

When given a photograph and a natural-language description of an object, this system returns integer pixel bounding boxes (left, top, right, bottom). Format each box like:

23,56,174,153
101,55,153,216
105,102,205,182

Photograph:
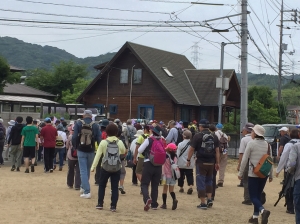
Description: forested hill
0,36,115,77
235,72,300,89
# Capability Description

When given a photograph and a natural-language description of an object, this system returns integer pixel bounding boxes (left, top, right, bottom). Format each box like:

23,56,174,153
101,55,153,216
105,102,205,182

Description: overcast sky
1,0,300,75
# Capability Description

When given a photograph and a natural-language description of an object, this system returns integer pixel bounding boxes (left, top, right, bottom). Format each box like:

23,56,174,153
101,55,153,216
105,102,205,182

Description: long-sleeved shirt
176,139,194,169
287,143,300,181
165,127,178,144
276,139,300,174
0,124,6,143
91,136,126,170
72,118,101,153
238,138,273,178
138,135,162,162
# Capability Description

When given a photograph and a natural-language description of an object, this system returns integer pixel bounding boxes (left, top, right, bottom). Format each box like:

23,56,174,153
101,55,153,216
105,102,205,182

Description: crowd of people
0,112,300,224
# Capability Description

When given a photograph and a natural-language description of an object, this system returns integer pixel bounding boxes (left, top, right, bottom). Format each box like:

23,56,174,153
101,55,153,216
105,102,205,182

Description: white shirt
57,130,67,147
239,134,253,154
177,139,195,169
277,139,300,173
130,138,139,160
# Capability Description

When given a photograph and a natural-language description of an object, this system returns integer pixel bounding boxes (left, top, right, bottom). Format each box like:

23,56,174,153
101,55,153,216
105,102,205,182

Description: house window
133,69,142,84
109,104,118,115
162,67,173,77
138,104,154,120
120,69,128,84
181,107,192,122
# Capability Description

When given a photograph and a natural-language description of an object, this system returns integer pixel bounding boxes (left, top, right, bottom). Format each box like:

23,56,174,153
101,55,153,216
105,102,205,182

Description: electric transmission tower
191,42,201,69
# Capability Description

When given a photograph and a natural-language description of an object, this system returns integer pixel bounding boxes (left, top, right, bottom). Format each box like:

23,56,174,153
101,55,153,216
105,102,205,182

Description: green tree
25,60,89,102
248,86,274,108
61,78,91,103
248,99,280,124
0,56,21,93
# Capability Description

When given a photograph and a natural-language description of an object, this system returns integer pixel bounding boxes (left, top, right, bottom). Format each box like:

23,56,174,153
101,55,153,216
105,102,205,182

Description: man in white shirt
215,123,229,187
237,122,254,205
54,125,67,171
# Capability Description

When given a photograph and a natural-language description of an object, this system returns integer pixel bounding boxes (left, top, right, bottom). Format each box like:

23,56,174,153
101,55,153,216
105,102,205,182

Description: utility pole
278,0,284,102
218,42,226,124
240,0,248,133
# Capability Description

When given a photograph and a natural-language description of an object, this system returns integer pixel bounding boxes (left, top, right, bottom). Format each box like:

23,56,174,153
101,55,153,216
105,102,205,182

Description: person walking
138,125,165,211
165,120,178,144
276,129,300,214
124,119,137,149
54,125,67,171
7,117,24,171
40,117,57,173
186,119,220,209
66,127,80,190
215,123,229,187
72,110,100,199
4,120,15,161
130,129,144,185
21,116,39,173
287,138,300,224
177,130,194,195
0,119,6,165
238,125,273,224
237,122,255,205
160,143,179,210
277,127,291,161
91,123,126,212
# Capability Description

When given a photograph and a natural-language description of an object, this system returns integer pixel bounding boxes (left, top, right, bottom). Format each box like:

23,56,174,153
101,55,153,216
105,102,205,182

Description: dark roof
3,83,55,97
94,61,109,70
78,42,200,105
185,69,237,106
9,65,25,72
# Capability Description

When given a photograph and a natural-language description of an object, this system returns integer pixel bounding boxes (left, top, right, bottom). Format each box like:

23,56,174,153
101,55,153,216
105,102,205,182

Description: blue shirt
72,118,101,152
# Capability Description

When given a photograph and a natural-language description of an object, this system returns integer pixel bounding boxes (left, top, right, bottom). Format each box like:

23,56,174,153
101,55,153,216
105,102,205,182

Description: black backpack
0,127,4,140
197,132,215,158
175,128,183,146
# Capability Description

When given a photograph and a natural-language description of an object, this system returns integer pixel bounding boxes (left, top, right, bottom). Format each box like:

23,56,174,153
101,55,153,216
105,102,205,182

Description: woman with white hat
238,125,273,224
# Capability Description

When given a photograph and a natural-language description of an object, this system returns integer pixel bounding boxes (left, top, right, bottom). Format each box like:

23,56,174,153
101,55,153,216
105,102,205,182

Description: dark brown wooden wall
83,48,175,122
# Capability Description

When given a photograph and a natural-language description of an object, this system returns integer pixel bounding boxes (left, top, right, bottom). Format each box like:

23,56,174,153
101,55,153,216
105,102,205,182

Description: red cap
193,120,197,124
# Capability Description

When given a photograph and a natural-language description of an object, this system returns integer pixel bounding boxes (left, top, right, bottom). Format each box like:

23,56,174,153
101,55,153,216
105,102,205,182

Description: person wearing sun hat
277,127,291,161
138,124,164,211
238,124,273,224
160,143,178,210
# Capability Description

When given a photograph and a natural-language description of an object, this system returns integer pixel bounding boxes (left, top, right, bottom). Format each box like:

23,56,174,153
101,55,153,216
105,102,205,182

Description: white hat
0,119,3,123
278,127,288,132
250,125,265,137
8,120,15,126
134,129,144,137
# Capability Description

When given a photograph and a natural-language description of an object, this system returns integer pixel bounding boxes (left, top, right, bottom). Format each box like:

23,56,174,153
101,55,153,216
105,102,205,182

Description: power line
11,0,170,14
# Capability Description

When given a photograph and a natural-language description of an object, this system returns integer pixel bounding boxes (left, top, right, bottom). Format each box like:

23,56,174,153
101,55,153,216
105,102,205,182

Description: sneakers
197,203,208,210
207,199,213,208
74,187,80,191
261,209,270,224
11,165,16,171
67,185,73,189
31,165,35,172
242,200,252,205
172,199,178,210
96,204,103,210
187,188,193,195
50,169,53,173
144,199,152,211
237,183,244,187
179,188,184,193
25,168,29,173
59,167,62,171
16,167,20,172
110,206,116,212
80,193,91,199
248,217,258,224
80,188,84,194
118,186,126,194
286,210,295,214
217,182,223,187
160,204,167,209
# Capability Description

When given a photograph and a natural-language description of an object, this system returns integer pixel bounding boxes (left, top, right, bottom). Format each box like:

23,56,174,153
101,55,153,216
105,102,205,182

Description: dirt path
0,159,295,224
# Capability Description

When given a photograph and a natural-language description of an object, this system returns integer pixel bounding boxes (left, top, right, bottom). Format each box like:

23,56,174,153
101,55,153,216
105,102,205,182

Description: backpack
147,137,166,166
78,120,95,151
218,131,228,153
0,127,4,140
102,140,121,172
56,133,64,147
169,154,180,180
252,143,273,178
125,150,134,168
197,132,215,158
175,128,183,146
127,126,136,143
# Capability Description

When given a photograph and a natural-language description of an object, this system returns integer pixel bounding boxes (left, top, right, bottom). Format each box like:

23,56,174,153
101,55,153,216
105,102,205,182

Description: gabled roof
0,95,57,104
78,42,200,106
185,69,239,106
3,83,55,97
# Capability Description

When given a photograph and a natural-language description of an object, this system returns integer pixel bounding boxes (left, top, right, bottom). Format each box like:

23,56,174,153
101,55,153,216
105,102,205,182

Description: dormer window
162,67,173,77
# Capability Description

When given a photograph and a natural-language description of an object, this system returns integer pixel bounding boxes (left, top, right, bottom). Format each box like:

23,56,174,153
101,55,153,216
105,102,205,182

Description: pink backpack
149,137,166,166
